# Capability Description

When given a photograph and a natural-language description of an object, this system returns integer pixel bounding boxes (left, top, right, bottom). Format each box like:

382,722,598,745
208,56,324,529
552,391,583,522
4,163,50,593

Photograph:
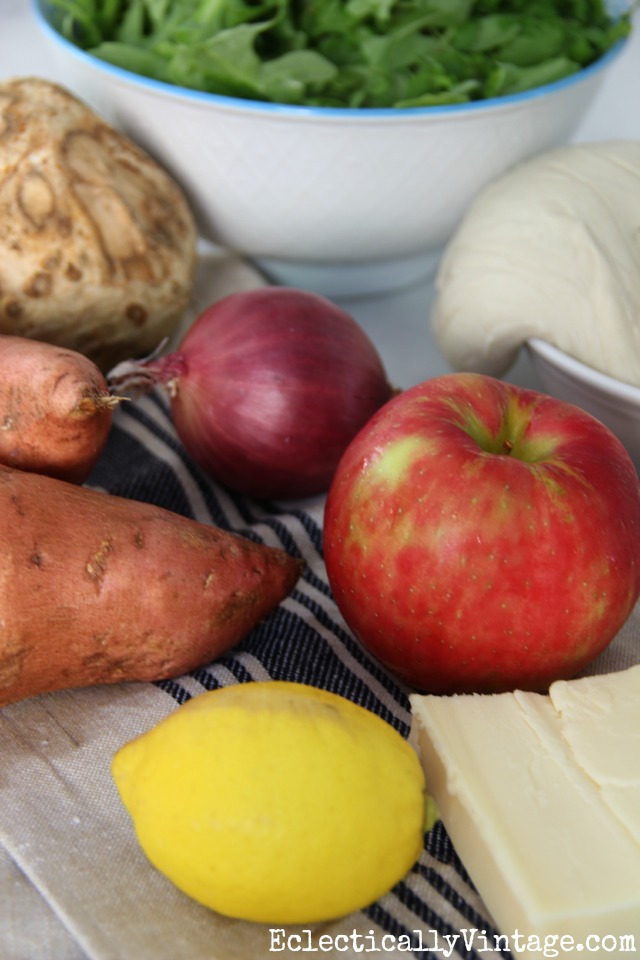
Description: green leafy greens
45,0,632,107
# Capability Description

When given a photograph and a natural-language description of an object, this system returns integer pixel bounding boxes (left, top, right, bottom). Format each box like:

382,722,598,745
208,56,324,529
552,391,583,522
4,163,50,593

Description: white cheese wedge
409,667,640,957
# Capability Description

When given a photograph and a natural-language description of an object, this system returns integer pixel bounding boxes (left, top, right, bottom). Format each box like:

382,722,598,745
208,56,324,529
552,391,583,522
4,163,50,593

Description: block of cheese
410,666,640,954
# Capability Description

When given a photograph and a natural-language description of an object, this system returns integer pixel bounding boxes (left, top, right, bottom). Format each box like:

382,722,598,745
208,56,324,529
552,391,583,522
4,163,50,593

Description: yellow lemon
112,681,427,924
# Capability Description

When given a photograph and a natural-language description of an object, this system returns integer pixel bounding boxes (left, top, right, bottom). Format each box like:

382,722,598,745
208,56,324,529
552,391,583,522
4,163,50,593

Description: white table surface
1,3,639,957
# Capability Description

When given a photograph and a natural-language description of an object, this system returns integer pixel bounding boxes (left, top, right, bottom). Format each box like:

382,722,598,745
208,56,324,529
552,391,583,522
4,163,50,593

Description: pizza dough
430,141,640,387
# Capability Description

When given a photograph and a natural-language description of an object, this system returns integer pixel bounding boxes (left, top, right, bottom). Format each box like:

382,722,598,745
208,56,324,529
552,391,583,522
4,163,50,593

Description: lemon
112,681,427,924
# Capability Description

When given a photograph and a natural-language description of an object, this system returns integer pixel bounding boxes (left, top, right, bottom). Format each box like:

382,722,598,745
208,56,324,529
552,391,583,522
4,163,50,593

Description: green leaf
345,0,396,28
485,56,580,98
166,23,267,94
495,19,566,67
46,0,105,47
89,40,172,79
114,0,147,43
297,0,356,41
451,15,522,53
259,50,338,102
361,29,439,72
394,79,479,107
398,0,475,30
142,0,172,31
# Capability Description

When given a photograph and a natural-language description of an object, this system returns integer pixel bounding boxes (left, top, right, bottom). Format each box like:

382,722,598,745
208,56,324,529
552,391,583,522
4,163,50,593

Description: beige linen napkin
0,844,85,960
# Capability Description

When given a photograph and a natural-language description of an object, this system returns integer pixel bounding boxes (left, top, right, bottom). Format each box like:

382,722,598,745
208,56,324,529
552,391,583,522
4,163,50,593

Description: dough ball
430,141,640,387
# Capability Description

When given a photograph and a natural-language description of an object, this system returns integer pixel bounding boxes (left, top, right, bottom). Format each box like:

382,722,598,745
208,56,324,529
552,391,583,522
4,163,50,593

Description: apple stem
503,439,514,455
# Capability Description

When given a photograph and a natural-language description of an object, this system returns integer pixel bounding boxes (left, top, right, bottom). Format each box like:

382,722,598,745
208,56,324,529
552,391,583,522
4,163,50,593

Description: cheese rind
410,667,640,954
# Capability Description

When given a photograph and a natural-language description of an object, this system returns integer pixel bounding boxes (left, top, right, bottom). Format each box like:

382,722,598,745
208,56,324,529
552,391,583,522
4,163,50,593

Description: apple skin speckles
324,373,640,695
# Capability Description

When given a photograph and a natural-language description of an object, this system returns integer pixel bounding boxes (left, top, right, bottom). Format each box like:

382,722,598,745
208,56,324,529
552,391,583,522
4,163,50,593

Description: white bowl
32,0,629,292
527,338,640,471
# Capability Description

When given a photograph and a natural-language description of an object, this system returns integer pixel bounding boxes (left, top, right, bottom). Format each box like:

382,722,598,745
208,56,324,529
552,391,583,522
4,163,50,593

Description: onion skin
134,288,394,500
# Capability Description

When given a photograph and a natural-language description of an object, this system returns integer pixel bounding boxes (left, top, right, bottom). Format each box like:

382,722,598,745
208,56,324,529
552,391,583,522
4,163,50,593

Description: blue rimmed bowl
32,0,629,290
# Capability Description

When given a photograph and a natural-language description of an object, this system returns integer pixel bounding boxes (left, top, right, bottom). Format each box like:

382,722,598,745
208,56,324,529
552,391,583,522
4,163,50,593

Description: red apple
323,373,640,694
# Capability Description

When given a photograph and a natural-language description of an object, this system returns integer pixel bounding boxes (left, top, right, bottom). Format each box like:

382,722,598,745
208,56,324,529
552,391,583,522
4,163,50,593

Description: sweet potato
0,334,117,483
0,465,303,707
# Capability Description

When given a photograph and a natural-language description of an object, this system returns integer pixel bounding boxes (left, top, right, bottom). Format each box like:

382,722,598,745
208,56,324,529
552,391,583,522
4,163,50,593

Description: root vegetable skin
0,466,302,707
0,77,197,371
0,335,116,483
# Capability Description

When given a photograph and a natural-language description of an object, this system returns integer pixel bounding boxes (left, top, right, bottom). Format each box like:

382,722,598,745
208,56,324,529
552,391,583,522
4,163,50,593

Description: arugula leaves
45,0,632,107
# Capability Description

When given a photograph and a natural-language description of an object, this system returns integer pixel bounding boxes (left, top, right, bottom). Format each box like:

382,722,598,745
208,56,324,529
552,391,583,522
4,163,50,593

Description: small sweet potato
0,465,303,707
0,334,117,483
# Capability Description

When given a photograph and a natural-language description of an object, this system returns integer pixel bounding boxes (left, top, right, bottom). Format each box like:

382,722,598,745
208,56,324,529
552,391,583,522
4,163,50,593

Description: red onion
109,288,394,500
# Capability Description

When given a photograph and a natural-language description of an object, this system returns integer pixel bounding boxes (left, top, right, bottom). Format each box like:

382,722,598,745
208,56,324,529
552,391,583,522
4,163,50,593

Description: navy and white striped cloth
88,386,506,960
